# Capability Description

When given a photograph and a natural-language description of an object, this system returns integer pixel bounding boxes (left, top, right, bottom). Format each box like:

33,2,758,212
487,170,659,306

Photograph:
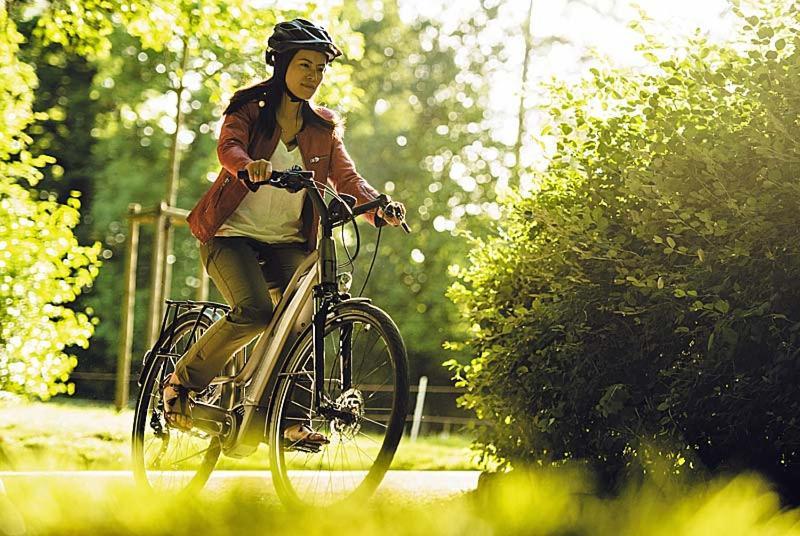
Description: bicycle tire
131,311,222,494
267,301,409,508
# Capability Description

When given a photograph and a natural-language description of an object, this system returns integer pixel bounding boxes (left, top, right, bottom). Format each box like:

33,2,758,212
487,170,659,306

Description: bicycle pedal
283,439,324,453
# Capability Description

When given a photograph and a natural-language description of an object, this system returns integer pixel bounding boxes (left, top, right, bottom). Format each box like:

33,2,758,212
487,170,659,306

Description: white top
217,139,307,243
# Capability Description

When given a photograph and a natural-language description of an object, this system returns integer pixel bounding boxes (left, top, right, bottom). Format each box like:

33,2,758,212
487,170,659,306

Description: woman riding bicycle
164,18,406,446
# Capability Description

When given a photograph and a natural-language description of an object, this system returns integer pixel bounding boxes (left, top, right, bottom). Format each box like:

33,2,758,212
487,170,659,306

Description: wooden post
159,38,188,311
115,203,141,411
410,375,428,441
161,221,175,309
146,203,167,348
441,421,451,439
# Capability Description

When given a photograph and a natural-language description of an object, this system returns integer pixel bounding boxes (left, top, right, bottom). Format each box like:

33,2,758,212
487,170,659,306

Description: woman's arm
217,103,258,176
328,134,388,227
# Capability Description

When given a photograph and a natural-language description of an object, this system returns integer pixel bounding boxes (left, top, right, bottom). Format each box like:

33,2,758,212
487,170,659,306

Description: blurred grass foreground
2,402,800,535
1,464,800,535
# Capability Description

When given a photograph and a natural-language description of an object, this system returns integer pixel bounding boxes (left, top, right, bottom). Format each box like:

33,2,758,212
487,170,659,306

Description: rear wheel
267,302,409,508
131,312,223,494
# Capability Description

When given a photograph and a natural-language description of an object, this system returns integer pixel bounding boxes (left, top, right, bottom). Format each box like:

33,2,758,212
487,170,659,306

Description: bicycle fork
311,288,355,424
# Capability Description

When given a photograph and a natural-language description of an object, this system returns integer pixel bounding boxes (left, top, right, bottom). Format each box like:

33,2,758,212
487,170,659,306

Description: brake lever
384,203,411,234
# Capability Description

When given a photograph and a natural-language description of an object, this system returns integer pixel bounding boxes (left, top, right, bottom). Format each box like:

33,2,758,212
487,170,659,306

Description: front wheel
267,302,409,508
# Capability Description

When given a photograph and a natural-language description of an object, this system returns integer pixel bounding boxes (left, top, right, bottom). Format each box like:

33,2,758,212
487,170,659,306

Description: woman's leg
260,243,309,289
259,244,328,443
174,236,276,391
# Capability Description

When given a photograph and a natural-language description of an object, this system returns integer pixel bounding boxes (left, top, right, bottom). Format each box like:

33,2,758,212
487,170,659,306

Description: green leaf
666,236,676,248
757,26,774,39
714,300,730,313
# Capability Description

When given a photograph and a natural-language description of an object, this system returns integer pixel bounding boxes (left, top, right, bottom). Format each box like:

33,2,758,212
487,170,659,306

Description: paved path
0,470,480,505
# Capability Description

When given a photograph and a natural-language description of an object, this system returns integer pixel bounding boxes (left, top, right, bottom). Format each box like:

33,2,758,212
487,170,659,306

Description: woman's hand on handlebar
378,200,407,227
244,159,273,181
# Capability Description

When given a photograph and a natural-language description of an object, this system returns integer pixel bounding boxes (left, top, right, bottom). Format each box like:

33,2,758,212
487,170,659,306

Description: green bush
448,2,800,494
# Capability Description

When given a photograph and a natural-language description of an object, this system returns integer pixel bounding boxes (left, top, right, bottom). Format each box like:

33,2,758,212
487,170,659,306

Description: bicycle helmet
265,18,343,67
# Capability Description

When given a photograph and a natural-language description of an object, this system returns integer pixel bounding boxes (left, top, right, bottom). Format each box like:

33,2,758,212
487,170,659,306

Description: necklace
277,112,302,147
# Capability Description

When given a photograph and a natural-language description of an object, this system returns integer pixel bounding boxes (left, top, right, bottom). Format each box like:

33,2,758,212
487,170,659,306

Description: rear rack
153,300,231,357
138,300,232,387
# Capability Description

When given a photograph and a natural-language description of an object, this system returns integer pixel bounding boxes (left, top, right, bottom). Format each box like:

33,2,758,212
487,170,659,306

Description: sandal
162,373,194,431
283,423,330,452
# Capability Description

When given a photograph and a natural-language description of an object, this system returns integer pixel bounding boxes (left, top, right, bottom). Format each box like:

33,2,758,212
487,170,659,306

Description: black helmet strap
285,86,305,102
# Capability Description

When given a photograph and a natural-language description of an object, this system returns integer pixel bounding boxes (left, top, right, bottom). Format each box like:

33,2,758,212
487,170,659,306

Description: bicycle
131,166,410,508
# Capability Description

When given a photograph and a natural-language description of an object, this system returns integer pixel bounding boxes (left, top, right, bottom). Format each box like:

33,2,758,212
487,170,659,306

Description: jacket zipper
212,175,232,206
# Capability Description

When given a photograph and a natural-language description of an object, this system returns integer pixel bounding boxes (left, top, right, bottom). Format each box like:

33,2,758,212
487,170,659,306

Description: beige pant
174,236,307,391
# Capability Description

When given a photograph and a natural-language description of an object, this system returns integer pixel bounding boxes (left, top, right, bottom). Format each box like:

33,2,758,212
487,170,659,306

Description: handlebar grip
237,169,273,192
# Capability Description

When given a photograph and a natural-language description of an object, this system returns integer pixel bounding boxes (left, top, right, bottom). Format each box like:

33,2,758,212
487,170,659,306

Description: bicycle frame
191,173,384,457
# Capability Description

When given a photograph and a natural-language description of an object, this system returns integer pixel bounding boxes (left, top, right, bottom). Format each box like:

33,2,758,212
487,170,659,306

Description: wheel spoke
354,328,383,384
356,430,380,446
358,360,390,385
360,415,389,430
271,308,407,507
133,313,220,495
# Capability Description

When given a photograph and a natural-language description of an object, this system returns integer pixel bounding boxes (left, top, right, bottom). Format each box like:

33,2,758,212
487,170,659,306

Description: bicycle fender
331,297,372,311
137,351,154,387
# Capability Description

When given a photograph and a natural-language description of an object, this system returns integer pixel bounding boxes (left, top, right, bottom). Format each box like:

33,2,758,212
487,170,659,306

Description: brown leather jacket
187,100,382,249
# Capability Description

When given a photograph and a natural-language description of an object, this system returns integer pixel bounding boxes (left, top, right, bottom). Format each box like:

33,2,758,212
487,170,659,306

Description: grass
3,402,800,534
2,464,800,535
0,399,480,471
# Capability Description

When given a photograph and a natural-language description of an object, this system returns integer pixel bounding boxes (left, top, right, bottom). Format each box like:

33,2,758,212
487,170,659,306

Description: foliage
341,1,507,383
11,1,364,398
13,0,508,401
4,462,800,535
448,0,800,493
0,8,100,399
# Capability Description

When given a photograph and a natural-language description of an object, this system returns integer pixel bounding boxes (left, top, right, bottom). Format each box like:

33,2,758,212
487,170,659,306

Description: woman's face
284,49,328,100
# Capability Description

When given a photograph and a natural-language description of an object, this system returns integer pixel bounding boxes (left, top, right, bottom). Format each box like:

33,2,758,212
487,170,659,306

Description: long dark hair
223,50,339,136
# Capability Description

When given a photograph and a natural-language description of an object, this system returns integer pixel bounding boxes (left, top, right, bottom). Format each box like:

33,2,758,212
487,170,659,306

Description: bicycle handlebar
236,168,410,233
237,169,313,193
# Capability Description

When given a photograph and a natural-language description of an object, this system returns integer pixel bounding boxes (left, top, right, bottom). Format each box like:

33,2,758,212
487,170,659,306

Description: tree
12,1,365,399
0,5,100,399
339,0,509,386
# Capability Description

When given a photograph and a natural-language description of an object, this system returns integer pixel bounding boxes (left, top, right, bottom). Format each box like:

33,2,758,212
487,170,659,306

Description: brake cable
282,171,383,295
